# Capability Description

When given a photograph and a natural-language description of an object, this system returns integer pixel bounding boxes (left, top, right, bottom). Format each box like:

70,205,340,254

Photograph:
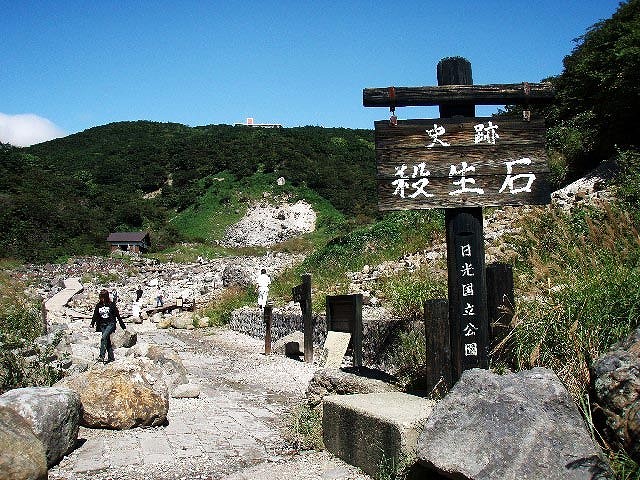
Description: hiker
155,286,164,307
135,285,143,302
256,268,271,309
90,289,126,363
111,288,118,303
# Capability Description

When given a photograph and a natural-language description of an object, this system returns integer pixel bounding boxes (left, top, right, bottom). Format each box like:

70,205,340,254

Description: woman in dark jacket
90,289,126,363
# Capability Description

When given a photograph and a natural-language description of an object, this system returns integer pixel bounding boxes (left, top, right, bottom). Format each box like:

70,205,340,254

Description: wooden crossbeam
363,83,555,108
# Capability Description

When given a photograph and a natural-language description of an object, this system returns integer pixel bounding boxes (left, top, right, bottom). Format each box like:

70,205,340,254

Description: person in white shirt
256,268,271,309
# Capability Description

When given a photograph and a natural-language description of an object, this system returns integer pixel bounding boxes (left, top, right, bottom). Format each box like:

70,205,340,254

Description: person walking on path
256,268,271,309
90,289,126,363
155,286,164,307
135,285,143,302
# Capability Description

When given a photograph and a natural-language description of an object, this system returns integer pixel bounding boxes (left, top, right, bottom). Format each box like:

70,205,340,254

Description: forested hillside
0,124,375,261
1,0,637,264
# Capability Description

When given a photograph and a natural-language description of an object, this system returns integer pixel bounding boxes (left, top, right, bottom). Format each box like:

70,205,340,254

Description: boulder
306,367,399,409
171,383,201,399
157,317,171,329
110,328,137,348
222,263,253,287
591,327,640,462
273,331,304,357
145,345,189,393
416,368,612,480
56,357,168,430
170,312,195,329
0,406,48,480
0,386,81,467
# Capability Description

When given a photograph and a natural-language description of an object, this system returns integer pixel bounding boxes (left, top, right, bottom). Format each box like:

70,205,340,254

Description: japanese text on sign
459,242,478,358
392,121,536,199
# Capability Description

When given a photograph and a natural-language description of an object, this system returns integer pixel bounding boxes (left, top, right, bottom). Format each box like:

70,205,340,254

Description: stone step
322,392,434,479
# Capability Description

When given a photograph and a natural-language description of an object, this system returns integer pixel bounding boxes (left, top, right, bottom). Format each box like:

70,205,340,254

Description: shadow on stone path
48,326,371,480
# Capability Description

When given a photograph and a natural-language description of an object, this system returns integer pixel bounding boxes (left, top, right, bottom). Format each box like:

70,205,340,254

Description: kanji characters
426,124,450,148
499,158,536,194
449,162,485,196
474,121,499,144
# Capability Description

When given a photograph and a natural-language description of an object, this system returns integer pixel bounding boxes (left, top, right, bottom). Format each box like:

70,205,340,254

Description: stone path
44,277,83,315
48,326,371,480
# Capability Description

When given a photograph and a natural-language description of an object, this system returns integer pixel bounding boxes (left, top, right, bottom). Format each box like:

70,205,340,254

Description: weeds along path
48,326,367,480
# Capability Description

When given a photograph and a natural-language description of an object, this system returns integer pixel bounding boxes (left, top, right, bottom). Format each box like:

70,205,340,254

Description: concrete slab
321,331,352,368
323,392,435,479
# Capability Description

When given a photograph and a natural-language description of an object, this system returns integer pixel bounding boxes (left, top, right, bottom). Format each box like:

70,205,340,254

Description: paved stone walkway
48,326,371,480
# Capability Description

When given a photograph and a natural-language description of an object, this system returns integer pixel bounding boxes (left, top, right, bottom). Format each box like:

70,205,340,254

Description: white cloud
0,113,66,147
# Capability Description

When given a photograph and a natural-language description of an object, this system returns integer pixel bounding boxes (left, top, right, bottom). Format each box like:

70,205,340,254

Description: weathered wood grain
363,83,555,107
377,172,551,209
376,146,549,177
374,118,546,147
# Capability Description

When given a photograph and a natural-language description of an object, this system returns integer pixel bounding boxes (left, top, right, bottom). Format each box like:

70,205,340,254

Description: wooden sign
375,117,551,210
326,294,363,368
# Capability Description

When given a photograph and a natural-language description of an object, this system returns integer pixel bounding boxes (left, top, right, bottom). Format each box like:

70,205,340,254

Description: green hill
0,123,375,262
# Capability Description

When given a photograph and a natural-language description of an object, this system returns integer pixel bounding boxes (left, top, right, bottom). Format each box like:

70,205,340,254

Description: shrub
0,272,65,393
284,404,324,451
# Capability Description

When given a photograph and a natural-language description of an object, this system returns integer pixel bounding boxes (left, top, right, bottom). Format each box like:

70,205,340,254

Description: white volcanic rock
222,200,316,247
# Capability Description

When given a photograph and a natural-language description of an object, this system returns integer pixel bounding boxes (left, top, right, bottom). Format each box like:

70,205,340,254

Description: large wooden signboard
375,117,551,210
365,57,554,385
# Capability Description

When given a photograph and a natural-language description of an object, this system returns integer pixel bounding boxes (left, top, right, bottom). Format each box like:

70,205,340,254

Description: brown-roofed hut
106,232,150,254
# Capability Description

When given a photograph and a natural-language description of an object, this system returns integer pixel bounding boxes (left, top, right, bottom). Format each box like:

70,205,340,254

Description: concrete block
323,392,434,478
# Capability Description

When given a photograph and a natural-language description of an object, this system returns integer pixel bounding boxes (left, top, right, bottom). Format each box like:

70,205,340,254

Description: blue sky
1,0,622,145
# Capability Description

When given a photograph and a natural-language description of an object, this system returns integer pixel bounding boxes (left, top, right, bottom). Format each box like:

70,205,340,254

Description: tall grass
293,210,444,300
507,205,640,398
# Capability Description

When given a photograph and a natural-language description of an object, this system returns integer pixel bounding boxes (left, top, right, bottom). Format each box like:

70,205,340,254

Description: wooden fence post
424,298,452,393
264,303,273,355
302,274,313,363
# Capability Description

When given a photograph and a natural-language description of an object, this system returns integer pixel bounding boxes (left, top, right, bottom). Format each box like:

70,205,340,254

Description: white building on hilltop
234,117,282,128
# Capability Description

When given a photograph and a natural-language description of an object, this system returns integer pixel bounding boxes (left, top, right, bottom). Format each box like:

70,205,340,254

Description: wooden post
424,298,452,393
353,294,363,368
302,274,313,363
440,57,490,381
264,303,273,355
486,263,514,361
41,299,48,334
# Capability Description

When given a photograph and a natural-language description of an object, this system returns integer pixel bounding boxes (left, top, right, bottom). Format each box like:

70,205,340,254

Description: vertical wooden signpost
364,57,553,383
293,273,313,363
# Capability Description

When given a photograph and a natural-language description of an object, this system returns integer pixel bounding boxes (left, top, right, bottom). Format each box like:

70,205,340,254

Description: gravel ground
48,326,372,480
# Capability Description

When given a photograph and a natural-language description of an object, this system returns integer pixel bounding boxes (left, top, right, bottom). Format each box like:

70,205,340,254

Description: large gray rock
306,367,399,409
222,263,253,288
169,312,195,329
0,406,48,480
110,327,137,348
591,327,640,463
0,386,81,467
56,357,168,430
145,345,189,393
416,368,612,480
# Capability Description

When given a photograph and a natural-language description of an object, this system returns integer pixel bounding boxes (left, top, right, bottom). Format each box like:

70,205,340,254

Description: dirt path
48,327,371,480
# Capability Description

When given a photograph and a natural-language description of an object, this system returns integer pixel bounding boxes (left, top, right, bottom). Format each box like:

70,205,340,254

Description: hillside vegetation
1,1,640,477
0,125,375,262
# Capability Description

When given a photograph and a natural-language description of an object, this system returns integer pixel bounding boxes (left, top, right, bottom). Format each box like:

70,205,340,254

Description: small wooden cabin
106,232,150,254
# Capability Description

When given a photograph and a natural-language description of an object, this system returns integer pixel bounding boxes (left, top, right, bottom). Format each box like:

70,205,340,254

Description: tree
553,0,640,166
